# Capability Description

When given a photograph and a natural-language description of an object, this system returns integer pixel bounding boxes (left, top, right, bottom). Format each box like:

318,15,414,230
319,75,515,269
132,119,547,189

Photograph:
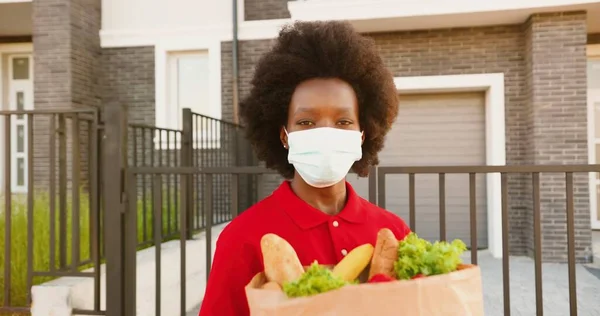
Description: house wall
221,39,283,197
524,12,590,262
219,12,592,261
101,0,237,33
221,24,531,253
25,0,587,261
101,47,155,124
369,26,529,256
244,0,290,21
32,0,101,190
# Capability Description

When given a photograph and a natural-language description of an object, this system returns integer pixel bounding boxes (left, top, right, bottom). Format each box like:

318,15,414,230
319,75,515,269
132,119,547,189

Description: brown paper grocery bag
245,264,484,316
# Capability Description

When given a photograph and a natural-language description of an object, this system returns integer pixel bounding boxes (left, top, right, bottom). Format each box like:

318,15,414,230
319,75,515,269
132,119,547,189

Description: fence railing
0,108,102,315
123,164,597,316
373,165,599,316
125,166,278,316
2,106,596,316
0,106,249,315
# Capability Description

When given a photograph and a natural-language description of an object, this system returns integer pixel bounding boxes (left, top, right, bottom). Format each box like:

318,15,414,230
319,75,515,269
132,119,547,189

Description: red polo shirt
198,181,410,316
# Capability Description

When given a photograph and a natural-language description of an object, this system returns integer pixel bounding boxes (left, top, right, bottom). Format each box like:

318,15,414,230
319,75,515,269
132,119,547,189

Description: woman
198,20,410,316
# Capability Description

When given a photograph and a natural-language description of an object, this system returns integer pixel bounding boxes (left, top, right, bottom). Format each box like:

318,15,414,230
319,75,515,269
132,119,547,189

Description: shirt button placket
331,219,346,259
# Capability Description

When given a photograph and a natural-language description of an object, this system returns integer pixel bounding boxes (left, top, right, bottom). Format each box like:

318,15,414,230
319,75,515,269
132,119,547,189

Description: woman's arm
198,229,260,316
389,213,412,241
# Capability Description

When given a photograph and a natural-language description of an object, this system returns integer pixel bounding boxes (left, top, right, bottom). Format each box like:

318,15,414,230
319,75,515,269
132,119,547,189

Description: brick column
524,11,592,262
31,0,101,191
244,0,291,21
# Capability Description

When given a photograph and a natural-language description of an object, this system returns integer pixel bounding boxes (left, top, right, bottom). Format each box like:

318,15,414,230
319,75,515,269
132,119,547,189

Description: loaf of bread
368,228,399,279
260,233,305,286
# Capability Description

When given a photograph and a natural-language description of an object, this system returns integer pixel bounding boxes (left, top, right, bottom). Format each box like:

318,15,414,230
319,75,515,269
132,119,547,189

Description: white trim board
287,0,600,33
0,43,33,194
394,73,506,259
588,89,600,230
288,0,600,20
587,46,600,230
100,19,290,48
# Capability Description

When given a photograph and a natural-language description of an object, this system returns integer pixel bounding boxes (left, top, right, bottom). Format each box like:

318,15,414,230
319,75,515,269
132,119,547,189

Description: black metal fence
1,106,597,316
0,108,102,315
373,165,597,316
0,106,253,315
122,165,596,316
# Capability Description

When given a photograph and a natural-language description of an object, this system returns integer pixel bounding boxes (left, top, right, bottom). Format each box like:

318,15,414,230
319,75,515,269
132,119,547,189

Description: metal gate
0,108,104,315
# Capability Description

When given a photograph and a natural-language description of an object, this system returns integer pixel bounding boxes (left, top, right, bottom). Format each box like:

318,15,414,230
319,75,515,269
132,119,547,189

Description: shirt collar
274,181,367,230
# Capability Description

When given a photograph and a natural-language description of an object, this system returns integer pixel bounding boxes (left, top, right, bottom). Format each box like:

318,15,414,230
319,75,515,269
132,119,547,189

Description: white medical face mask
285,127,363,188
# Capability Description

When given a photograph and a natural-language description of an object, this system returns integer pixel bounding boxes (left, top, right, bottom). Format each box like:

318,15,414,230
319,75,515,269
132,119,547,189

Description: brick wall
222,26,530,253
101,47,155,124
221,40,283,197
367,26,530,256
244,0,290,21
32,0,101,191
222,14,593,261
524,12,591,262
71,0,101,109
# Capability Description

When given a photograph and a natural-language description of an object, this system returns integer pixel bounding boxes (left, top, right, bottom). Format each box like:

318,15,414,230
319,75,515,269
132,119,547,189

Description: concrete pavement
186,304,200,316
463,251,600,316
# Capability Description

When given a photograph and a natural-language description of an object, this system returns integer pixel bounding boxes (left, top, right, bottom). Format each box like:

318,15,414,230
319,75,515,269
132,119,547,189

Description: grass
0,189,186,311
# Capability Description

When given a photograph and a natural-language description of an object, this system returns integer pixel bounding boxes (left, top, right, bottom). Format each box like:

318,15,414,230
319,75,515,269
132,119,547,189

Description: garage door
347,92,488,249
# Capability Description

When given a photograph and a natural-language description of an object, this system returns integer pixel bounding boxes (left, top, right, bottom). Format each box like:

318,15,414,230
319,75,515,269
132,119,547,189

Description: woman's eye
297,121,313,126
338,120,353,125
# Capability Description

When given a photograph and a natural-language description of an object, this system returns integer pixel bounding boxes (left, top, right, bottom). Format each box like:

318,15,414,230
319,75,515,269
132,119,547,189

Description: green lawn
0,191,183,310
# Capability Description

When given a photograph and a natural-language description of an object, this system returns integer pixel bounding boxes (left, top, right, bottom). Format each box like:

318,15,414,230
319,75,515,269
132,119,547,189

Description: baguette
260,233,305,286
368,228,399,279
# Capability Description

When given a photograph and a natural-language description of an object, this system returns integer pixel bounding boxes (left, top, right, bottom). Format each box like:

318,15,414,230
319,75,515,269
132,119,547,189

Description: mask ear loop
283,126,289,148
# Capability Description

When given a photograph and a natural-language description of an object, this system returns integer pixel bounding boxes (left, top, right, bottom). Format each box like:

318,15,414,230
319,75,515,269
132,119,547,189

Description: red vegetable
411,274,425,279
368,274,395,283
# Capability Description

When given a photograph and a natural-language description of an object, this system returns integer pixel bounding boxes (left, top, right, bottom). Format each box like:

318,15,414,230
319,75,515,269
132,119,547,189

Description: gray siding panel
348,92,487,248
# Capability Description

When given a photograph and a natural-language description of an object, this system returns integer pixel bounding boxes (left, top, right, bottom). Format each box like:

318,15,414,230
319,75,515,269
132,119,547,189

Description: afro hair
239,20,399,179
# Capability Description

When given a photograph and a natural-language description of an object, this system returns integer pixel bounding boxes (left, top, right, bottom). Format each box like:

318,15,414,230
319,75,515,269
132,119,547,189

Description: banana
332,243,374,282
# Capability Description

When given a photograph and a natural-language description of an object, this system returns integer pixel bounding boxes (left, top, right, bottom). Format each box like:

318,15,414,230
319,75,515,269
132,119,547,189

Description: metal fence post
103,102,136,316
181,108,194,239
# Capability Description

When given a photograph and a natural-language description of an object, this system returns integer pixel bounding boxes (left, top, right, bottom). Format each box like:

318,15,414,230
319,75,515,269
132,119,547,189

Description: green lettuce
394,232,467,280
283,262,350,298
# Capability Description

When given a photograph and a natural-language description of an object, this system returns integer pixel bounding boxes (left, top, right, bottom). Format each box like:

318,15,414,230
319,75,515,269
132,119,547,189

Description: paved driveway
464,252,600,316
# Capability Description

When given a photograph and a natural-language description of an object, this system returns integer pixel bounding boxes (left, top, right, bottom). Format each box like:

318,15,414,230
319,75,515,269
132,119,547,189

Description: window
12,57,29,80
7,54,33,193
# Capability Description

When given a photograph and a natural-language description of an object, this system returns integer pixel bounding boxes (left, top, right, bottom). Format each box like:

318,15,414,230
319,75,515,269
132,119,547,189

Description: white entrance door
7,54,33,193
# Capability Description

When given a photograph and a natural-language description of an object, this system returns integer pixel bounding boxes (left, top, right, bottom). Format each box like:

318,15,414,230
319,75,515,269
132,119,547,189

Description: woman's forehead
289,78,358,114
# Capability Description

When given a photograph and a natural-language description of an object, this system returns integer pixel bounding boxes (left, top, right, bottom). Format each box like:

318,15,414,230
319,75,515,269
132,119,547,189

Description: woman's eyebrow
292,107,316,115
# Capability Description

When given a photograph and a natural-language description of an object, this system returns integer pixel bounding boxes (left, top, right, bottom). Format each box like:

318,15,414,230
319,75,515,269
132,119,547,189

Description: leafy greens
283,262,350,298
394,232,467,280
